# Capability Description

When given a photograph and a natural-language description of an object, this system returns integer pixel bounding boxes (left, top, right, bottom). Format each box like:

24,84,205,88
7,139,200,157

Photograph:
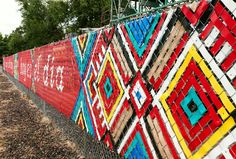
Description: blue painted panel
124,13,160,58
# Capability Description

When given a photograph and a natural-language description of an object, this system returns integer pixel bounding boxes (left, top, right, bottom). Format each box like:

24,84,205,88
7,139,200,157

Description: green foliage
68,0,110,33
0,33,10,56
7,27,26,54
16,0,65,49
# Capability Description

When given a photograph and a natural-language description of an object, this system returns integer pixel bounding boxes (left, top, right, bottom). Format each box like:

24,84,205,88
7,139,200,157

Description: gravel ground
0,71,84,159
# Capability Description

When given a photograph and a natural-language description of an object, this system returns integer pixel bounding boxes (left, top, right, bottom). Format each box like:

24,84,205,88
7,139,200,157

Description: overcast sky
0,0,22,36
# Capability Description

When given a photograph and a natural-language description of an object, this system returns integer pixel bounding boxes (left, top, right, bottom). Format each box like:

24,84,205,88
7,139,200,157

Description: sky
0,0,22,36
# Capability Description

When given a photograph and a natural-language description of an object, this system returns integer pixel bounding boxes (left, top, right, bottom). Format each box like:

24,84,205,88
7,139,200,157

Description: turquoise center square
104,77,113,98
180,87,207,126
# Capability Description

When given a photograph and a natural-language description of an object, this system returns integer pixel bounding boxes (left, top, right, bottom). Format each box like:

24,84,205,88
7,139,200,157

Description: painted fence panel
3,0,236,158
32,40,81,118
18,50,32,89
3,55,14,77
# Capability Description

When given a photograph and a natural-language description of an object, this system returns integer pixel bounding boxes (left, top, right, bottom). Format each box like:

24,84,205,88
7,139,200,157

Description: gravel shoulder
0,70,84,159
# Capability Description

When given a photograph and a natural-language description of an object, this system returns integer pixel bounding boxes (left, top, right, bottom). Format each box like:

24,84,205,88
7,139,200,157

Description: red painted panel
18,50,32,89
3,55,14,77
32,40,80,118
229,143,236,158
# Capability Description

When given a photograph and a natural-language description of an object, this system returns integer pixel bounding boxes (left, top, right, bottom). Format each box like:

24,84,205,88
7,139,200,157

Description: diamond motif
159,45,235,157
120,12,168,68
130,72,152,118
104,77,113,99
120,123,154,158
84,64,96,105
96,51,124,123
124,132,149,158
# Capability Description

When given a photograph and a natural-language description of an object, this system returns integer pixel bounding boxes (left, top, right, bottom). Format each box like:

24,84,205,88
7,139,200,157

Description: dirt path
0,70,84,159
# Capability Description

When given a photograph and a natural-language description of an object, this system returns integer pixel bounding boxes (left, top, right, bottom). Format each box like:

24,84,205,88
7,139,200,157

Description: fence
3,0,236,158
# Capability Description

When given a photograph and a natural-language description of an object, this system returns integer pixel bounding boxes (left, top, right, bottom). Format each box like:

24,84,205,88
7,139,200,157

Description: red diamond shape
130,72,152,118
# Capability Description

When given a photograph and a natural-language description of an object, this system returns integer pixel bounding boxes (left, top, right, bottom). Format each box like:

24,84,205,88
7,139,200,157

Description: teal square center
180,87,207,126
104,77,113,99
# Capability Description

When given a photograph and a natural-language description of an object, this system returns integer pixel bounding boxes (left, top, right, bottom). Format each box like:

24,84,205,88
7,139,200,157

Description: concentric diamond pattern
4,1,236,159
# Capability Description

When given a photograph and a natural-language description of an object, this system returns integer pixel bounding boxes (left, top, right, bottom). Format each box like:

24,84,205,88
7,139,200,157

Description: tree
47,0,70,34
67,0,110,33
7,27,26,54
0,33,10,55
16,0,66,49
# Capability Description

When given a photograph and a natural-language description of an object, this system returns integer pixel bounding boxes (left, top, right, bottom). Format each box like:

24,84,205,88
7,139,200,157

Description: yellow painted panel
172,124,183,141
220,92,235,113
191,46,202,63
208,76,223,95
217,107,229,121
161,98,170,111
180,140,192,158
166,109,175,125
199,61,212,78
